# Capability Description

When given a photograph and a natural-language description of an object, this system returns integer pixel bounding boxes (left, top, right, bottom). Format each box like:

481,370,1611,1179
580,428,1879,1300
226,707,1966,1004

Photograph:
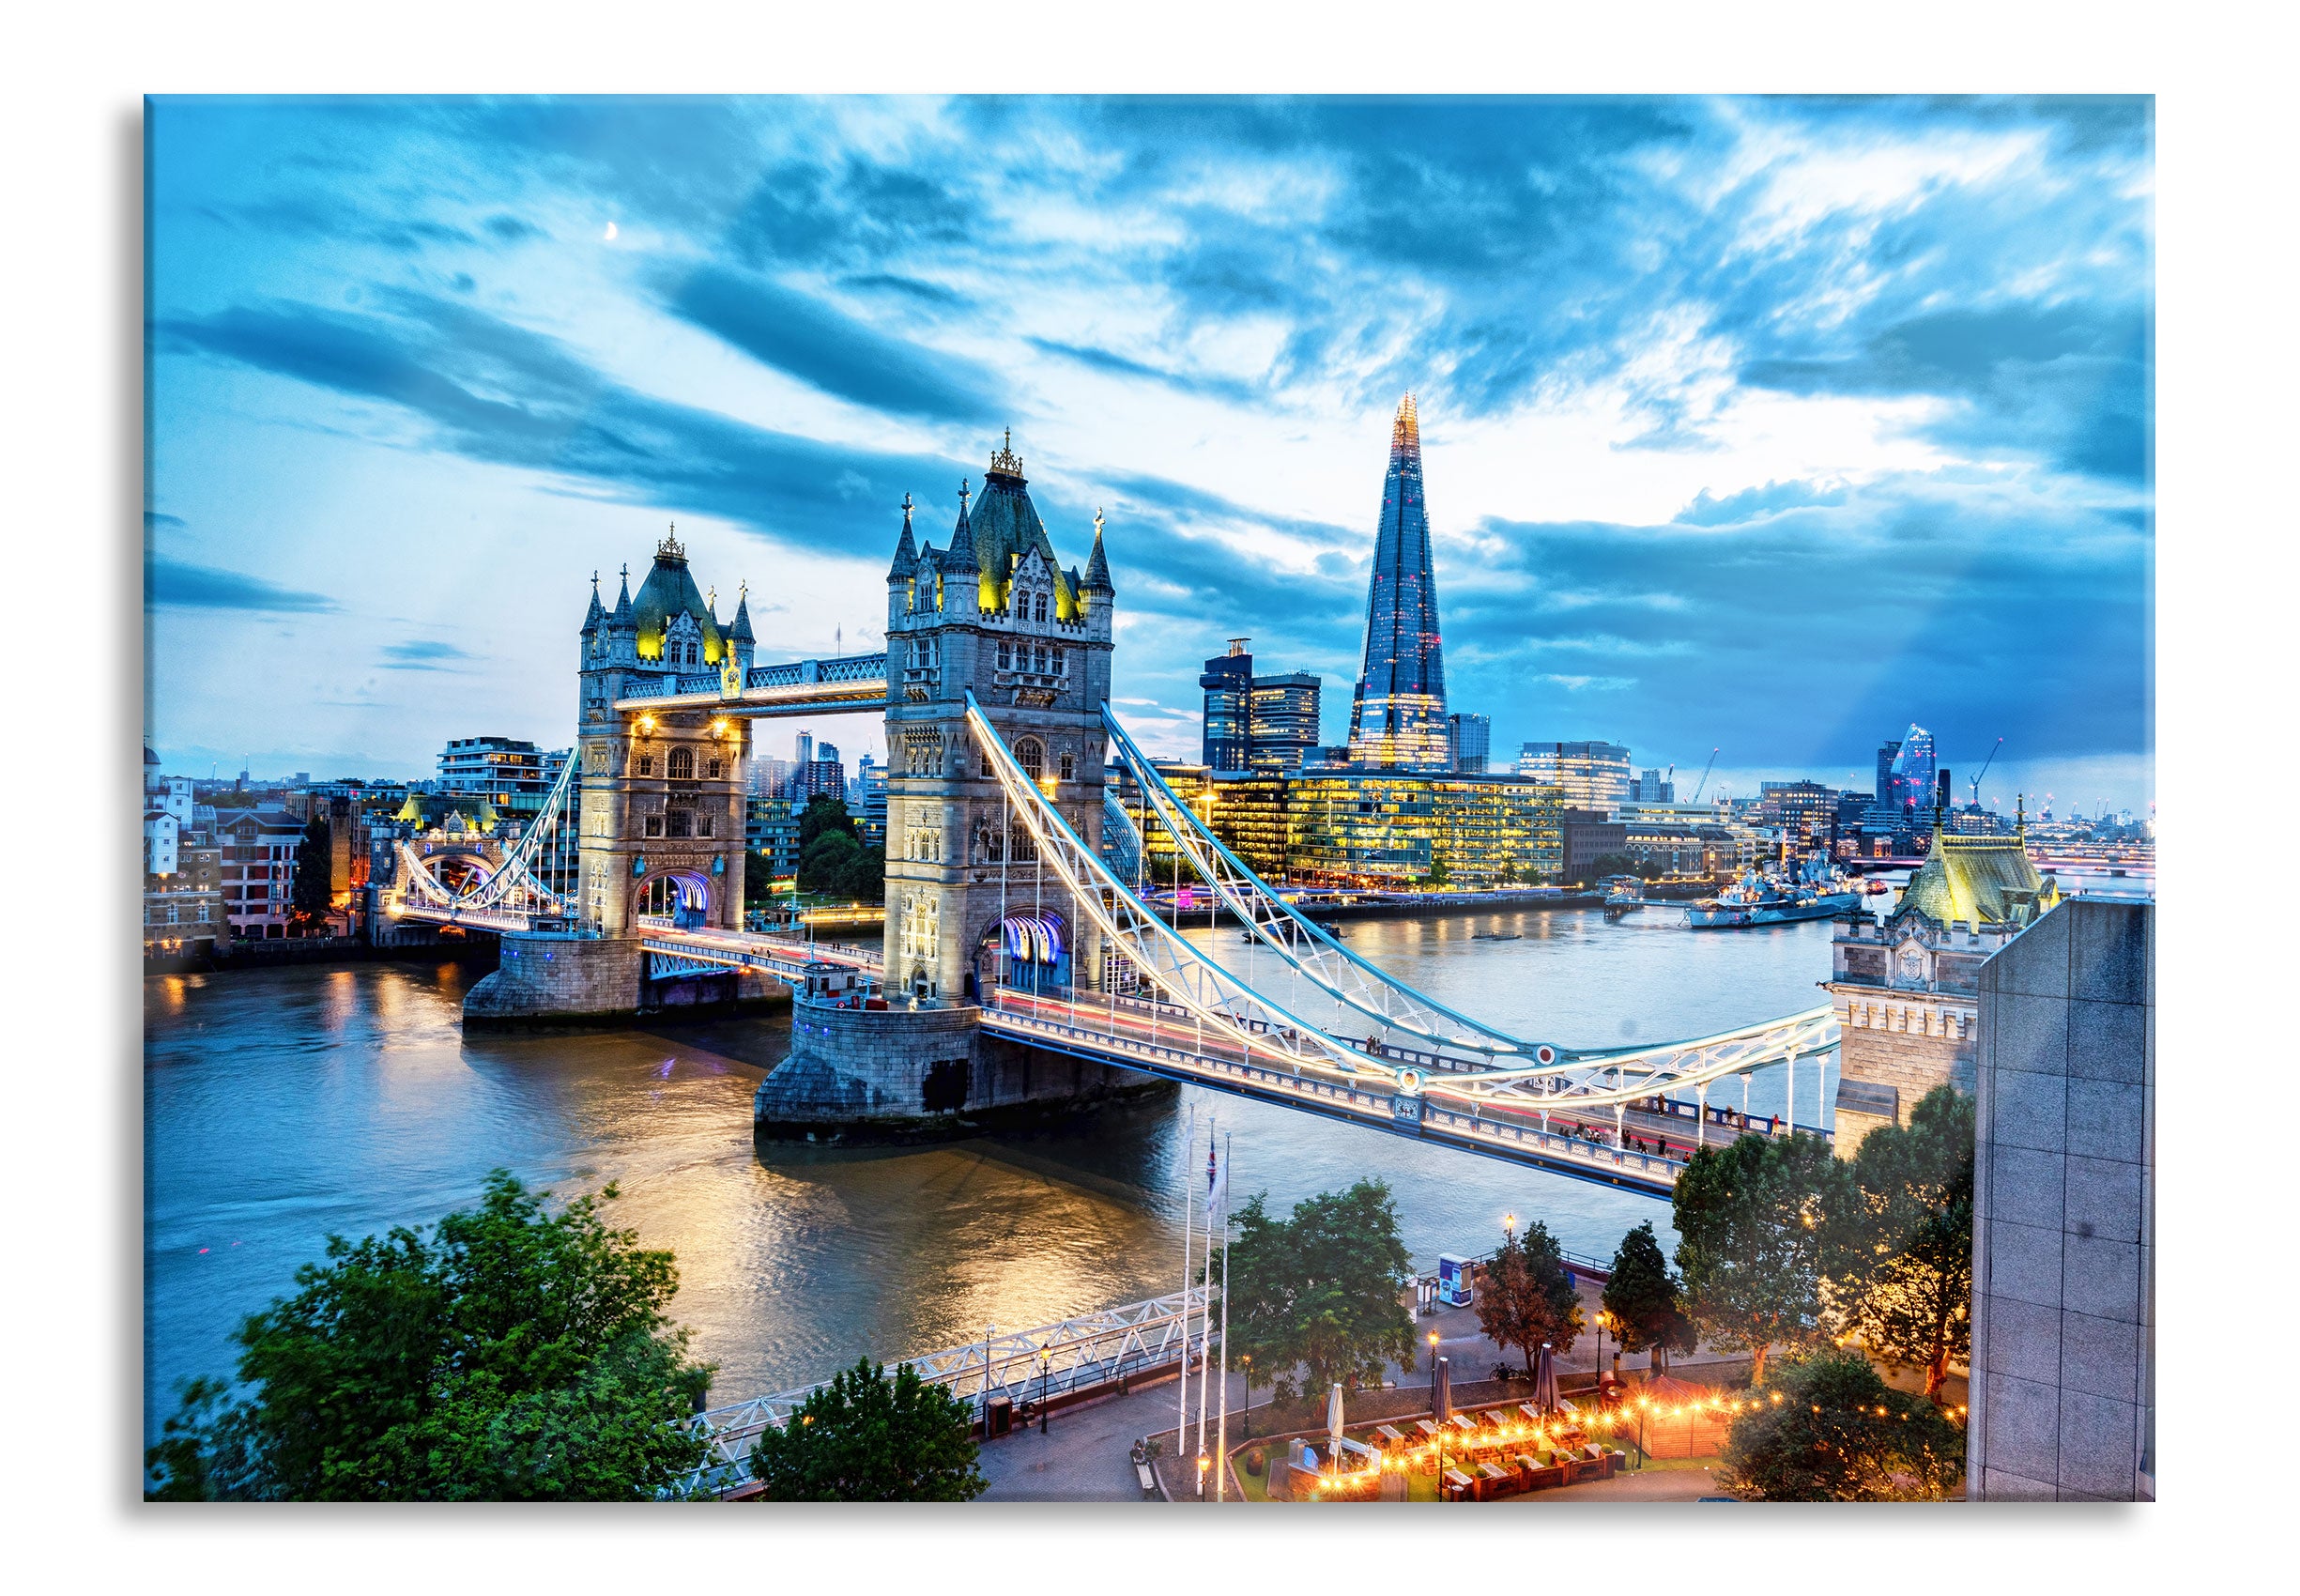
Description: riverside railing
684,1286,1212,1496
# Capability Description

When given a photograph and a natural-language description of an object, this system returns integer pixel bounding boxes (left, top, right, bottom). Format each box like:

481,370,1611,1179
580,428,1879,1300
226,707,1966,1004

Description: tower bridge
400,433,1838,1189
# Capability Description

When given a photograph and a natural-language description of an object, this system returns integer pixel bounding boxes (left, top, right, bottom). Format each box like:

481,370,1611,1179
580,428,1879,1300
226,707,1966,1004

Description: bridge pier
756,996,1170,1143
463,929,784,1029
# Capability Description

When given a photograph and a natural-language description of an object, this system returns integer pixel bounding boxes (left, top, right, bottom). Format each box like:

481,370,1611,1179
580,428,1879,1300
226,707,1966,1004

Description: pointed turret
887,492,918,581
581,570,606,636
610,563,634,628
1083,507,1113,595
943,478,978,573
729,583,755,644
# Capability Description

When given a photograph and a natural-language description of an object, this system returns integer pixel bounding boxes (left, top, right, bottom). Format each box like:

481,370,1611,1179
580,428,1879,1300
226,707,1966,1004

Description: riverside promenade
977,1278,1763,1502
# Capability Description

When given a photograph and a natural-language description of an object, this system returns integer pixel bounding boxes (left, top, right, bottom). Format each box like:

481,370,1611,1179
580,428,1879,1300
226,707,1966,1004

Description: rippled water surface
145,906,1845,1441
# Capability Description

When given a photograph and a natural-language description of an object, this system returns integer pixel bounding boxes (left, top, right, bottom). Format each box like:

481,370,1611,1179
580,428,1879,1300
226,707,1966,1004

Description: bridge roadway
401,913,1780,1193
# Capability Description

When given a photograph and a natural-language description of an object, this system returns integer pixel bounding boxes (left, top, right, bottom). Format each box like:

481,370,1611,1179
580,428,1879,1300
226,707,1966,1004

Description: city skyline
146,96,2153,809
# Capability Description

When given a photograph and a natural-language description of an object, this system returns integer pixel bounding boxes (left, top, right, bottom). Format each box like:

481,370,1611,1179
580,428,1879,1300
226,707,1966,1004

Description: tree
145,1171,713,1501
1672,1131,1853,1386
798,794,856,851
1475,1221,1583,1373
1828,1085,1975,1400
1602,1221,1697,1373
1223,1179,1417,1404
744,851,779,909
289,814,332,931
1714,1348,1964,1501
748,1358,986,1502
799,829,861,896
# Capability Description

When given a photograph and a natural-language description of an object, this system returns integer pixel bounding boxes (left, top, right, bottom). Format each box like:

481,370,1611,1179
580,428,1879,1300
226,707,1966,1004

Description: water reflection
146,906,1838,1440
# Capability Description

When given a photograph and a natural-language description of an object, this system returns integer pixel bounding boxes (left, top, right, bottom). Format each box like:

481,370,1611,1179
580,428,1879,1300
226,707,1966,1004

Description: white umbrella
1327,1382,1345,1453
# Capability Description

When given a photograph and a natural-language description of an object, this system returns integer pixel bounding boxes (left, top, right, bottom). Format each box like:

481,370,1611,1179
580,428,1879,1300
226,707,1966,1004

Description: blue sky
146,95,2152,812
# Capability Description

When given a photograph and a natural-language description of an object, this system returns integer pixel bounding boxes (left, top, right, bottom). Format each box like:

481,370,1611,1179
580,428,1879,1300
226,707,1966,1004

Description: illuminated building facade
1515,740,1633,807
1249,671,1323,776
1881,724,1937,820
1345,394,1449,770
1759,779,1841,847
1286,773,1561,888
1447,712,1490,775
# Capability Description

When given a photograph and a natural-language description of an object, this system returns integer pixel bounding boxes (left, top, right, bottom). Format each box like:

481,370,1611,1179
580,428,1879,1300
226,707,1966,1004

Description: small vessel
1472,930,1522,941
1600,874,1646,920
1686,854,1862,929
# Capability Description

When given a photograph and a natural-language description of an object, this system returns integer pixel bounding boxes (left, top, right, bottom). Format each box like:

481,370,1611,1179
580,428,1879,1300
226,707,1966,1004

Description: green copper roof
968,457,1079,621
630,529,725,665
1896,830,2060,928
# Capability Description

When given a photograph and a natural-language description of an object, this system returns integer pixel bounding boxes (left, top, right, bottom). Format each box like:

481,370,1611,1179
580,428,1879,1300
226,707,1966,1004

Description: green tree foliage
798,794,856,851
794,796,883,902
1224,1179,1417,1404
744,850,778,909
1474,1221,1583,1372
1827,1085,1976,1399
1715,1349,1964,1501
289,814,332,929
1672,1132,1853,1386
1602,1221,1697,1373
748,1358,986,1502
145,1171,713,1501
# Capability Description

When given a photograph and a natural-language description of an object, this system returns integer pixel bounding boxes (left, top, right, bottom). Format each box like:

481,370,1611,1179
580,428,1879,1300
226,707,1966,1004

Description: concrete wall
755,1000,1171,1141
1968,898,2154,1501
463,931,645,1026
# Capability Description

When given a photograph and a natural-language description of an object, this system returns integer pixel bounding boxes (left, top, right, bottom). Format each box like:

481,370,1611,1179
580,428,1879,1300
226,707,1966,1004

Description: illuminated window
668,747,695,779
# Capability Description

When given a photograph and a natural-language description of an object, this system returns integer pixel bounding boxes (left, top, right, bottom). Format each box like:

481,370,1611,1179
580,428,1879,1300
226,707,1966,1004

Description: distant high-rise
1884,726,1936,818
1517,741,1633,807
1875,738,1903,806
1447,713,1490,775
1346,394,1449,770
1200,638,1254,772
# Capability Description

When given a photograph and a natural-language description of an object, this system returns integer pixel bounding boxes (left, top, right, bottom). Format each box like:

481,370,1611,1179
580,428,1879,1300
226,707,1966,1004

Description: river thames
144,903,1844,1443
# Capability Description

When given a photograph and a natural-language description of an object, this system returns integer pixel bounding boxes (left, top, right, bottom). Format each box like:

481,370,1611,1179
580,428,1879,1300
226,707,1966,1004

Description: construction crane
1690,747,1720,802
1968,737,2003,808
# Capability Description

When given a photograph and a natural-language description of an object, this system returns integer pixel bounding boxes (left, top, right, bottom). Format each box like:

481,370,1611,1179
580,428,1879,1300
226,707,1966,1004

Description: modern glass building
1249,671,1322,775
1198,638,1254,772
1883,724,1938,819
1345,394,1450,771
1515,740,1633,807
1284,773,1562,888
1447,712,1490,775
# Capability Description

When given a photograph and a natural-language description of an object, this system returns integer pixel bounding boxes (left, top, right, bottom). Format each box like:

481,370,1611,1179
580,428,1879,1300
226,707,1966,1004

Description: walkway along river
144,903,1841,1446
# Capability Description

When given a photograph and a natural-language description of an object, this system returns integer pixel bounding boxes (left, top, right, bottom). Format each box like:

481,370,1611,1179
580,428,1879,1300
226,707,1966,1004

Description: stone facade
882,452,1115,1005
1968,898,2154,1501
1825,916,1999,1157
754,995,1169,1141
464,928,782,1027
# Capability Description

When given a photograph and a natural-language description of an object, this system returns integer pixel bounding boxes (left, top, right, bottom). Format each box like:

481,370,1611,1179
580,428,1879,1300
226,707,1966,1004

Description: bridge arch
978,908,1069,997
636,868,713,930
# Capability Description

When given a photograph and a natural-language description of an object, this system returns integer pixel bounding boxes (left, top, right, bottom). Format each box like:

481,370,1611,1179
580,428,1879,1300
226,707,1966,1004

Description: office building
1516,740,1633,807
1200,639,1254,772
1760,780,1841,848
1249,671,1323,776
1447,713,1491,775
437,737,558,806
856,753,888,848
746,795,805,887
1201,637,1325,776
1345,394,1449,770
1287,772,1561,888
1628,767,1674,803
1880,724,1937,820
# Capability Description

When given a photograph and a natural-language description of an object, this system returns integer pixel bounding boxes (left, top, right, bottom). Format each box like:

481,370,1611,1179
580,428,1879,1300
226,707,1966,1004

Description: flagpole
1215,1129,1232,1502
1194,1119,1214,1492
1175,1102,1195,1460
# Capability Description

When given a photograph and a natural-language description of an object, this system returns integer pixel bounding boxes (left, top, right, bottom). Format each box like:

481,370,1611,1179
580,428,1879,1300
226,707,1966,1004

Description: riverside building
1198,637,1324,776
1516,740,1633,807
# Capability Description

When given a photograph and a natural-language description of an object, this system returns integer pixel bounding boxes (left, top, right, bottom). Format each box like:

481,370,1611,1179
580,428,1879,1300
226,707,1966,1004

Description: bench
1136,1460,1158,1498
1441,1467,1478,1502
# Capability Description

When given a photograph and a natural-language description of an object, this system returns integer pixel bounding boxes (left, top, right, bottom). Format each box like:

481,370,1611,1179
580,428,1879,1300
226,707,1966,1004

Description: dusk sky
146,95,2153,812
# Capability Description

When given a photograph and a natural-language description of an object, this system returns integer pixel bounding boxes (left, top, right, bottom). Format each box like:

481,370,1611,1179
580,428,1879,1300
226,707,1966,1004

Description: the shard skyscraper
1346,393,1450,770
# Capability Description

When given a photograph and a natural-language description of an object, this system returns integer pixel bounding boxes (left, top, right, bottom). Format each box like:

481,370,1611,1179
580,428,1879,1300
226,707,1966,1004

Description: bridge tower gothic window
668,746,694,779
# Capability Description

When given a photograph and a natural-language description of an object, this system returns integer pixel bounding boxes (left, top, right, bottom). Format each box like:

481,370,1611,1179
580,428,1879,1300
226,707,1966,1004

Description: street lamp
1427,1328,1441,1399
1238,1354,1252,1440
1502,1212,1516,1243
1038,1343,1052,1435
1196,1450,1210,1499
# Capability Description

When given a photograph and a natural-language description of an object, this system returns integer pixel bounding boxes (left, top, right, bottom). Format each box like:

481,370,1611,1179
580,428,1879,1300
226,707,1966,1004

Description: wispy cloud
147,558,336,613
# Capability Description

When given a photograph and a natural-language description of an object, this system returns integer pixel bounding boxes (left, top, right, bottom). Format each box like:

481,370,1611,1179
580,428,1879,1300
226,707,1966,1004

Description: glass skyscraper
1885,724,1938,818
1346,393,1449,770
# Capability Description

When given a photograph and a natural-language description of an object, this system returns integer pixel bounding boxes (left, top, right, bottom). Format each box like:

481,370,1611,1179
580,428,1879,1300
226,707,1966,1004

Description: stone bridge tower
574,528,755,937
882,434,1115,1003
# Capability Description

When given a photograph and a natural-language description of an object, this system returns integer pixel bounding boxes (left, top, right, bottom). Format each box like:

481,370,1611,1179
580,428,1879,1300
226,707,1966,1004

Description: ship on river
1685,854,1862,929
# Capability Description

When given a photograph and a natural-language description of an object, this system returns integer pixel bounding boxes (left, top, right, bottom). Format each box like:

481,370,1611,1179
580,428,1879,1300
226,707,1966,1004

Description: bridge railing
684,1285,1210,1496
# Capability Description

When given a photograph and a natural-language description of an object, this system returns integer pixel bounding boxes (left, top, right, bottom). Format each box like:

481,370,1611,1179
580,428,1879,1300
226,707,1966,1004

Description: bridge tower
575,527,755,937
882,435,1115,1003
